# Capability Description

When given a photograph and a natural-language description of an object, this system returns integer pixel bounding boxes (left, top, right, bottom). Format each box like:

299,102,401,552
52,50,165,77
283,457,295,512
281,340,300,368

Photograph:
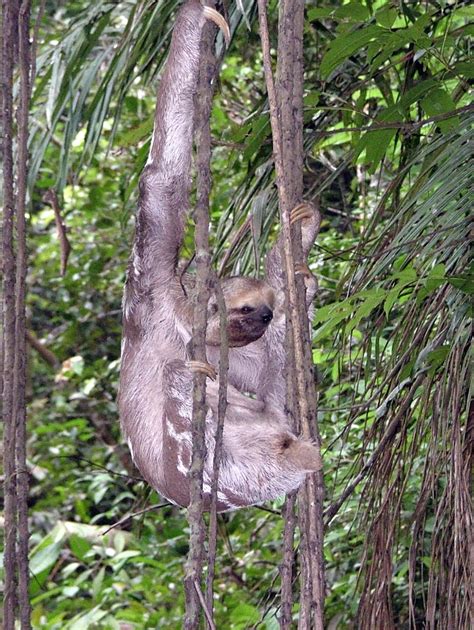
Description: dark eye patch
240,305,253,314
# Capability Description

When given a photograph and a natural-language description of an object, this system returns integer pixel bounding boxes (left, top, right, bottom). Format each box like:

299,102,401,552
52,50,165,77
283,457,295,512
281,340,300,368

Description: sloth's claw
203,6,231,46
185,360,217,381
290,202,314,225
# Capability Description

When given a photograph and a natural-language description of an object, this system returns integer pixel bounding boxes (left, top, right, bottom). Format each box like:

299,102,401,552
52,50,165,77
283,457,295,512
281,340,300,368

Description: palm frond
328,113,473,626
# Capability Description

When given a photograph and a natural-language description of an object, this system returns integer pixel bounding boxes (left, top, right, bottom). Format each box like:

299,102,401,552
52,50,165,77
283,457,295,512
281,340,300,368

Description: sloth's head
206,277,275,347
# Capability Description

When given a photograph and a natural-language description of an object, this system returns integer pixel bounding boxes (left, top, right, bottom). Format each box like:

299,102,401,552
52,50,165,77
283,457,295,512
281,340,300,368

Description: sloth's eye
240,305,253,314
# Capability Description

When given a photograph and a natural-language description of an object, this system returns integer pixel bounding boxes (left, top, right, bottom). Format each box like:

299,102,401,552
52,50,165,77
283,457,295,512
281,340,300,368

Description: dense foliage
3,0,472,627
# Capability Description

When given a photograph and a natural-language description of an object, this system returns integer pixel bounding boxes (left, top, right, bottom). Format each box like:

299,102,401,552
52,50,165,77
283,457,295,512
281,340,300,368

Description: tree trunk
257,1,325,627
1,0,32,628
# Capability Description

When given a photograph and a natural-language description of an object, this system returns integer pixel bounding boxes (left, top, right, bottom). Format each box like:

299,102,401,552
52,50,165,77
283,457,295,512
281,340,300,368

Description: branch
29,0,46,95
217,214,252,276
2,0,20,625
26,330,59,368
257,2,325,627
185,4,220,627
316,103,474,136
205,273,228,616
43,189,72,276
101,502,172,535
194,580,217,630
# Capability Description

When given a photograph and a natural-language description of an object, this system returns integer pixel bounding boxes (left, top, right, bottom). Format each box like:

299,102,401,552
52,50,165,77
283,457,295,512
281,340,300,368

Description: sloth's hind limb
161,361,321,510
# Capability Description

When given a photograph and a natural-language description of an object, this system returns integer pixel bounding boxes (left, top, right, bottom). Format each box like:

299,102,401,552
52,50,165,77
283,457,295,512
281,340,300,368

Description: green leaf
427,347,449,372
384,286,402,317
394,266,417,283
243,114,270,161
355,108,398,170
313,300,355,342
229,602,260,627
68,606,108,629
447,275,474,294
320,25,383,78
92,567,105,599
375,6,398,28
334,2,370,22
398,78,438,112
421,88,458,132
364,127,397,170
69,534,92,562
81,378,97,395
30,541,63,576
69,355,85,376
314,301,353,325
110,550,141,571
348,289,386,330
420,263,447,297
113,531,126,554
452,61,474,79
307,8,335,20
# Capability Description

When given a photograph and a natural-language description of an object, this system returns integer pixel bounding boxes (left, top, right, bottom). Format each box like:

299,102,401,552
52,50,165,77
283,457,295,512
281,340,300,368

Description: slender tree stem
257,1,325,627
184,6,219,628
205,275,228,623
2,0,32,627
2,0,20,626
15,2,32,627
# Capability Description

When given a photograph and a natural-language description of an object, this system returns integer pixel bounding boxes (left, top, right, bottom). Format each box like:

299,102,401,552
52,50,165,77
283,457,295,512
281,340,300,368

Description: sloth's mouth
226,317,271,347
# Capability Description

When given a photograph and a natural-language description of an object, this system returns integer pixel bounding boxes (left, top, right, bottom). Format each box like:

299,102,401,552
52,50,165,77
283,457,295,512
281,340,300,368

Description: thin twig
315,103,474,136
101,502,172,535
29,0,46,95
205,274,228,619
58,455,143,482
280,493,297,627
194,580,217,630
43,189,72,276
218,214,252,276
324,372,425,525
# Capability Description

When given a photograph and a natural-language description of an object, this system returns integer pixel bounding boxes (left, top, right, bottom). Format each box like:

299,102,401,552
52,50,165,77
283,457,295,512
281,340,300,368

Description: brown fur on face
206,277,275,347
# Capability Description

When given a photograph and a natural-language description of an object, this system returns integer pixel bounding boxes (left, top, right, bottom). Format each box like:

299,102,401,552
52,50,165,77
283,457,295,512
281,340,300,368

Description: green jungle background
3,0,472,627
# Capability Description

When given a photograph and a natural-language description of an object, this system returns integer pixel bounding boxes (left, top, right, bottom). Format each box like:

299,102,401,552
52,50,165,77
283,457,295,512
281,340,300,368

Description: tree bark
1,0,32,627
15,2,32,627
2,1,20,622
257,1,325,627
184,7,220,628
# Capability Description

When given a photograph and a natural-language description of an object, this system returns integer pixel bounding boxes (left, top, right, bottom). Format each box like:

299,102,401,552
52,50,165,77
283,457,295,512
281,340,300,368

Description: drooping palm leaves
328,112,473,627
30,0,257,194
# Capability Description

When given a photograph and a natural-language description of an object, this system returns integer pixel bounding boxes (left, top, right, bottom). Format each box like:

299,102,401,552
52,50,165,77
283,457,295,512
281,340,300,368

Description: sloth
119,0,322,512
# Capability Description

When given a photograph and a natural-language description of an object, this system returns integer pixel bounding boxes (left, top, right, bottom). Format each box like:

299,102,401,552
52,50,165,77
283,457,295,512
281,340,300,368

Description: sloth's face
206,277,275,347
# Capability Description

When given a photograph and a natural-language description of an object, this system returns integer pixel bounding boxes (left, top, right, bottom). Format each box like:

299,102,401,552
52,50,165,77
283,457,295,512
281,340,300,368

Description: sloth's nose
261,307,273,323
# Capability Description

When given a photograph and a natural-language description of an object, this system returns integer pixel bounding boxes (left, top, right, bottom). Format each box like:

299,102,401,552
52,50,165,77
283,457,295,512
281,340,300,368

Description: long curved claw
202,5,231,46
185,360,217,381
290,202,314,225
